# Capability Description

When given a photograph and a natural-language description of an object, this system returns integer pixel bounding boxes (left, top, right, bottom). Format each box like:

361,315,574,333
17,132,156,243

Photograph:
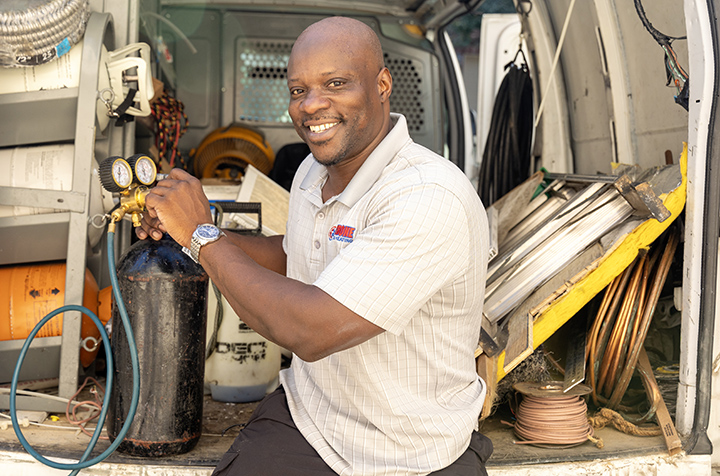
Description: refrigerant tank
107,234,208,456
0,262,104,368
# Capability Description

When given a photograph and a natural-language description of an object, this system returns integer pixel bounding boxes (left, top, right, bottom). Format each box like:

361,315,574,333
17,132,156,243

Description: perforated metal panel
233,43,431,134
385,52,426,133
235,40,293,124
219,12,441,153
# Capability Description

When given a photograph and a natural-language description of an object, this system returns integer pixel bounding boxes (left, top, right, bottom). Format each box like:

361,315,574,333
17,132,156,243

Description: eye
329,80,345,88
290,87,305,97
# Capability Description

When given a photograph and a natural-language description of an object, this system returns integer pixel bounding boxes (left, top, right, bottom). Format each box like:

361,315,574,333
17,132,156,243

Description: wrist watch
182,224,226,264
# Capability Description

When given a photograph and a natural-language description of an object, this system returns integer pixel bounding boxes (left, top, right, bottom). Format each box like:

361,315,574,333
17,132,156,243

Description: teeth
309,122,338,133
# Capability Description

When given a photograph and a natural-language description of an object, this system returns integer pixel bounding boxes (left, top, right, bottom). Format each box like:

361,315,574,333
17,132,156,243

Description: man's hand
135,168,213,248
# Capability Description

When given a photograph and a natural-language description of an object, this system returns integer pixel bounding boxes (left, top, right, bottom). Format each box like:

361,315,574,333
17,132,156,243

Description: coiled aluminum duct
0,0,90,67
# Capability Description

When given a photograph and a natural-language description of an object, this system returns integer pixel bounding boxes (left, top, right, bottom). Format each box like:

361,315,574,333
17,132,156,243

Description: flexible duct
0,0,90,67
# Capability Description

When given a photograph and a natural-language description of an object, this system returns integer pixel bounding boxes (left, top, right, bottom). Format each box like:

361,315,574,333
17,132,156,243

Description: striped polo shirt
280,113,489,476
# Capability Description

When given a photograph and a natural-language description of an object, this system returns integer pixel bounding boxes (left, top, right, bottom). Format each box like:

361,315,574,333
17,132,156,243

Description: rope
589,408,662,437
510,394,600,448
150,91,189,170
534,0,576,128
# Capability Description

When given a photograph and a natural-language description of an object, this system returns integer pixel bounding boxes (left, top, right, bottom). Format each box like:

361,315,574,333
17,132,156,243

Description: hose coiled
0,0,90,67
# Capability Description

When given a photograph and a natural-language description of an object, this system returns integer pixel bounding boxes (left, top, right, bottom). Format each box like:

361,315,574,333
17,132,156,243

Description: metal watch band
182,224,225,264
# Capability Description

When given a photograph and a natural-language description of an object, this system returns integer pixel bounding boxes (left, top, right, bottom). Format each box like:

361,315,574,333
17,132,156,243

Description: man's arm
138,217,287,275
223,233,287,276
199,236,383,361
138,168,383,361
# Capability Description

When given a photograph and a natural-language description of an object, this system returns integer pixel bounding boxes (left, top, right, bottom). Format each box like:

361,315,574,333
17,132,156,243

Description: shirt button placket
312,209,326,258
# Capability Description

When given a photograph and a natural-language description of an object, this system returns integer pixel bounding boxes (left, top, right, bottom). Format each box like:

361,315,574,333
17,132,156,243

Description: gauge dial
99,156,133,192
128,154,157,186
113,160,133,188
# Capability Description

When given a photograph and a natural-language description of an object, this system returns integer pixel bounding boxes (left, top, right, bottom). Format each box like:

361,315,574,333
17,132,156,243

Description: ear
377,67,392,103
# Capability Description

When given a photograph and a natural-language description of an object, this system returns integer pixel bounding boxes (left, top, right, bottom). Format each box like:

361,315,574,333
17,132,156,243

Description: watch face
197,224,219,239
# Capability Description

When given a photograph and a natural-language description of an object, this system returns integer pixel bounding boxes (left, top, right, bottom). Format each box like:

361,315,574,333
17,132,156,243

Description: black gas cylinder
107,234,208,456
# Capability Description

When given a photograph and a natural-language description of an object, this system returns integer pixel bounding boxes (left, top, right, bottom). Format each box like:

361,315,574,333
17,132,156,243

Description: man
138,16,492,476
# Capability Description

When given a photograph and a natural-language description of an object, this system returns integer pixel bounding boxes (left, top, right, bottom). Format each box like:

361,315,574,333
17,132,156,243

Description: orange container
0,262,107,368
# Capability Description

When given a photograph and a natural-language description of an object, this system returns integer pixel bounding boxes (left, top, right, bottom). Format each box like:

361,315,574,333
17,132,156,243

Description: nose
299,88,331,115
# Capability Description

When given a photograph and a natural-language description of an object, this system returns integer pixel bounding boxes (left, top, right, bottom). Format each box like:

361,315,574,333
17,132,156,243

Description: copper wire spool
191,124,274,181
512,382,594,448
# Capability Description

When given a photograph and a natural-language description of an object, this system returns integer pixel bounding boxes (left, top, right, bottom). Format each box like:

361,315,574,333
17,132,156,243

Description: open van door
2,1,720,474
469,0,719,472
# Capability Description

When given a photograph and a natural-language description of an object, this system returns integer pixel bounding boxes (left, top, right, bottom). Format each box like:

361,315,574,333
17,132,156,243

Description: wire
0,388,101,411
477,53,534,206
511,394,598,447
0,0,90,67
151,92,189,170
632,0,689,107
66,377,108,440
0,412,105,433
632,0,687,44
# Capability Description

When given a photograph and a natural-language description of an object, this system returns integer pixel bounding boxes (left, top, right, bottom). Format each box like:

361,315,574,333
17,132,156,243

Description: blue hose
10,230,141,474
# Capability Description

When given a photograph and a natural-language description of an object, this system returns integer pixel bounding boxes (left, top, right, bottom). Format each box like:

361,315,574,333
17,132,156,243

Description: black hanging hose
477,56,534,206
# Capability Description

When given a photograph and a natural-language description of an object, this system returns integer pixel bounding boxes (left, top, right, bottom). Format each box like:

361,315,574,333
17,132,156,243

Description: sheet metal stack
477,164,681,378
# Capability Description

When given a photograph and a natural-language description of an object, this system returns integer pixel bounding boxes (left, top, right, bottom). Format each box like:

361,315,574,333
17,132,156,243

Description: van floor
0,392,670,470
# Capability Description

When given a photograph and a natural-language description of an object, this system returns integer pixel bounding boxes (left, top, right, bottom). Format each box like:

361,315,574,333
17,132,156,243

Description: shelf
0,213,71,265
0,12,116,410
0,88,79,147
0,337,63,383
493,145,688,381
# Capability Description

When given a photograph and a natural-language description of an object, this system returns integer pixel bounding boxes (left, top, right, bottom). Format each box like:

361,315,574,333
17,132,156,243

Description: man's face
287,41,387,167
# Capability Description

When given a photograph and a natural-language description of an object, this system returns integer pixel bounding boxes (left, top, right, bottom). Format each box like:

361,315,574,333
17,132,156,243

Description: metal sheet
484,190,634,322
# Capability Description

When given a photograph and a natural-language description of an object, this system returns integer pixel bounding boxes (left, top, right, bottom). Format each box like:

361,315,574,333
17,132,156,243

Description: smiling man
138,16,492,476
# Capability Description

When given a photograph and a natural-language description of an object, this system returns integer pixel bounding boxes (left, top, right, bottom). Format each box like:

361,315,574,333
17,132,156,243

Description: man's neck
320,114,393,203
322,164,358,202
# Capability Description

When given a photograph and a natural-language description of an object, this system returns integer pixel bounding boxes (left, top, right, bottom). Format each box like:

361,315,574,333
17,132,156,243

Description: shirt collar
299,113,411,207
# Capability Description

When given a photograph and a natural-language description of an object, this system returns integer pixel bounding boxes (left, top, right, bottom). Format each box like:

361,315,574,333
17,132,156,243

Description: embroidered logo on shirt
328,224,356,243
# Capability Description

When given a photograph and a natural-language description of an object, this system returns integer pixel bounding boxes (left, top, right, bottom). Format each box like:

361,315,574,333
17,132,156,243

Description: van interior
0,0,716,473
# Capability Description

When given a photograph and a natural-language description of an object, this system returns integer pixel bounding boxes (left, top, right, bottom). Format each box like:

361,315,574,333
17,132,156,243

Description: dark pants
212,387,493,476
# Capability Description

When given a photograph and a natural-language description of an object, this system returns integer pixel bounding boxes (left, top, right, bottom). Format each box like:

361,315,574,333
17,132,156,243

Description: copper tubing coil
512,395,594,446
585,226,679,411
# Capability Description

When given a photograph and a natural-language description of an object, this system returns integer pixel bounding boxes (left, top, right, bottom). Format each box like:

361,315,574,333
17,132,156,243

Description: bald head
291,17,385,74
286,16,393,170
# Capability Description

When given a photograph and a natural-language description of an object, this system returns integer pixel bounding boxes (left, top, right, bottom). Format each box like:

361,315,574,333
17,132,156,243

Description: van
0,0,717,474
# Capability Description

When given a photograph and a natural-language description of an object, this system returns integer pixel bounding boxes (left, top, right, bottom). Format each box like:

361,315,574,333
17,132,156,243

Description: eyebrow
287,67,358,84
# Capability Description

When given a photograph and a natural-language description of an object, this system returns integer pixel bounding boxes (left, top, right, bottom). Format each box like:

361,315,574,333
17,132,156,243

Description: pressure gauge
99,156,133,192
128,154,157,186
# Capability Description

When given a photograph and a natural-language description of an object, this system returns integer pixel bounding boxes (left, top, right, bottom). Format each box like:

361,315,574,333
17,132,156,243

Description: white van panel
678,0,715,438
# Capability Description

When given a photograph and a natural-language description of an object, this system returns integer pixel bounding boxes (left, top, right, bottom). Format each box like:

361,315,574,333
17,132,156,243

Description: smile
308,122,339,133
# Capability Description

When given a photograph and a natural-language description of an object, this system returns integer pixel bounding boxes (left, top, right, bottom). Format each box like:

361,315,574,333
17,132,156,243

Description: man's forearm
197,235,383,361
222,232,287,276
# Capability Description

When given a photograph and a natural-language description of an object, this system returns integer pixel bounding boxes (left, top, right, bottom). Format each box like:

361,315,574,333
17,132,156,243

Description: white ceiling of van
162,0,475,28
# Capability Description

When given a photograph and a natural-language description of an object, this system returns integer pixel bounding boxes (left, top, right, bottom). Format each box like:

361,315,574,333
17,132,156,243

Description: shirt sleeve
313,181,472,335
